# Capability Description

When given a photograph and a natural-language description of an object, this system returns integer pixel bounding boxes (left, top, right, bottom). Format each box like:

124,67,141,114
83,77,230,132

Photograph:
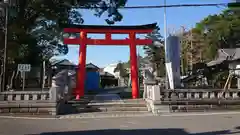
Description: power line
74,3,228,9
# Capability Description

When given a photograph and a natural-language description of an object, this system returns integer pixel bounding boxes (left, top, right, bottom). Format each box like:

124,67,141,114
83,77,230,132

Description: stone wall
144,81,240,114
0,70,73,116
0,91,57,115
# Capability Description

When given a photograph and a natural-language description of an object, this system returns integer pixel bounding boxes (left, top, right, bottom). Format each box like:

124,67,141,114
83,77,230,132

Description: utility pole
1,0,8,92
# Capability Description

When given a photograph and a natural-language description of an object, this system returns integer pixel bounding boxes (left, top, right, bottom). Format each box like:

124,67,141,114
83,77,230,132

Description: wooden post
76,31,87,100
21,71,25,91
129,32,139,99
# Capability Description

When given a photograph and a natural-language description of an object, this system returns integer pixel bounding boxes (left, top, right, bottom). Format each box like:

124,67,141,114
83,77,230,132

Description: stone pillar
144,80,159,101
49,70,68,101
238,78,240,89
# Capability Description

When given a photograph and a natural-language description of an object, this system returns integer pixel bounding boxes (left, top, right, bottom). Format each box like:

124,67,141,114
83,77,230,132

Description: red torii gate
63,23,156,100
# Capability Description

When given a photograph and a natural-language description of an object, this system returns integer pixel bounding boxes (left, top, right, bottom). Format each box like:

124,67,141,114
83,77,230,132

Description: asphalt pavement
1,112,240,135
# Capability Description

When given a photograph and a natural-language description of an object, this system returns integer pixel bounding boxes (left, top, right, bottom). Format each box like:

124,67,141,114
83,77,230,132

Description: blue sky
55,0,230,68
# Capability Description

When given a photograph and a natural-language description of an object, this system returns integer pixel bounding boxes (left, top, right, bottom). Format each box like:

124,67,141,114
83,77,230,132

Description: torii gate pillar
77,31,87,99
129,32,139,99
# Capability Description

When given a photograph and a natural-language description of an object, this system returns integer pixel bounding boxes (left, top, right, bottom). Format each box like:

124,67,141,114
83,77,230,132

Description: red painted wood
76,31,87,100
64,28,153,34
87,39,129,45
64,38,152,45
129,32,139,99
63,38,80,45
105,33,111,40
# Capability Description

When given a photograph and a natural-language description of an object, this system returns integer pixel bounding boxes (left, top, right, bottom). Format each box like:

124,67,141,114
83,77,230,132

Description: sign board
18,64,31,72
166,62,174,89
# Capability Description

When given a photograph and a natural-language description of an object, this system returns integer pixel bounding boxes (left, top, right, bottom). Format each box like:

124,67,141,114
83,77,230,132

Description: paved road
1,113,240,135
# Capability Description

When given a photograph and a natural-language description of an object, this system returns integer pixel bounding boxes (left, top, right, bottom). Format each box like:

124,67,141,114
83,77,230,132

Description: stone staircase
60,96,153,118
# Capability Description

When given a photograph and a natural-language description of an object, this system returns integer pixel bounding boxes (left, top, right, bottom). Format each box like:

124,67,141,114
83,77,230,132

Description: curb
0,113,155,120
0,115,59,120
1,111,240,120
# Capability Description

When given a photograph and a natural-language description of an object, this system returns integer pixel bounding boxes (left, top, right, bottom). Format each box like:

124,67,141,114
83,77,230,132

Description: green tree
180,28,205,74
0,0,127,66
143,26,165,77
0,0,127,87
181,8,240,87
114,61,128,78
194,9,240,61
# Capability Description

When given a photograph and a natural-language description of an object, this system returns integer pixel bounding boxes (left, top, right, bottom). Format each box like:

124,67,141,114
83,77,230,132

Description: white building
103,63,120,78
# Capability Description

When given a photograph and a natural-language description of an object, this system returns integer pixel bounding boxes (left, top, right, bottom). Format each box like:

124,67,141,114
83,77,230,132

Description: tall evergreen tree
143,26,165,77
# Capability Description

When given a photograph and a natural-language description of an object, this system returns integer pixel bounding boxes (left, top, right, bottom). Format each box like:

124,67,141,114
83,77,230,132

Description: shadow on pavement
32,128,240,135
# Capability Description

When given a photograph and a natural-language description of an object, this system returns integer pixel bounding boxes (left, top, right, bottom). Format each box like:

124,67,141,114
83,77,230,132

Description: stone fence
144,81,240,114
0,91,58,115
0,69,135,116
0,70,73,116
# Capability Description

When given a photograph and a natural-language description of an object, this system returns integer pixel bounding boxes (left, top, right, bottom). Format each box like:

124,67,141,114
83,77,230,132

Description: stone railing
144,81,240,114
0,70,73,116
0,69,95,116
0,91,57,115
160,89,240,101
0,91,50,101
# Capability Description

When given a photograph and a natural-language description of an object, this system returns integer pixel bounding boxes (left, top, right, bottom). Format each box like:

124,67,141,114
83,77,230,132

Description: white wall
103,63,119,78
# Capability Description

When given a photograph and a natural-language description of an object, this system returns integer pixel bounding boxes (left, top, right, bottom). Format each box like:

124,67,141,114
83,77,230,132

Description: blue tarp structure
85,71,100,92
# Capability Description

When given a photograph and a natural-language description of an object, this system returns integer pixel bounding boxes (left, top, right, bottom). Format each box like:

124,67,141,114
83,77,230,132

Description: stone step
88,102,146,106
76,107,148,113
121,99,146,102
72,105,147,109
92,106,148,112
151,106,171,114
70,98,146,105
72,100,148,113
60,111,153,119
88,100,146,105
75,104,148,112
68,98,147,114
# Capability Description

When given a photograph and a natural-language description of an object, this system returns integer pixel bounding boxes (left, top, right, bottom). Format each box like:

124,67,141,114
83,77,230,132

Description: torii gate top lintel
63,23,156,45
62,23,157,33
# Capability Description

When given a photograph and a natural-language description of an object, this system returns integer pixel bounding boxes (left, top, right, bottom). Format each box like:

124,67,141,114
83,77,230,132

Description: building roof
221,48,240,60
207,48,240,66
86,63,100,69
100,71,115,77
51,59,76,66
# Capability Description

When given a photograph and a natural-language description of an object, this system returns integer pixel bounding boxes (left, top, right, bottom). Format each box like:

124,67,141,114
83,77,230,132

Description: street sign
17,64,31,72
17,64,31,91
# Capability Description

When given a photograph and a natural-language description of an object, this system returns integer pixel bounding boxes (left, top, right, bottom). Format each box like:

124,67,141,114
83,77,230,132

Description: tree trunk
0,65,2,92
9,70,15,89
